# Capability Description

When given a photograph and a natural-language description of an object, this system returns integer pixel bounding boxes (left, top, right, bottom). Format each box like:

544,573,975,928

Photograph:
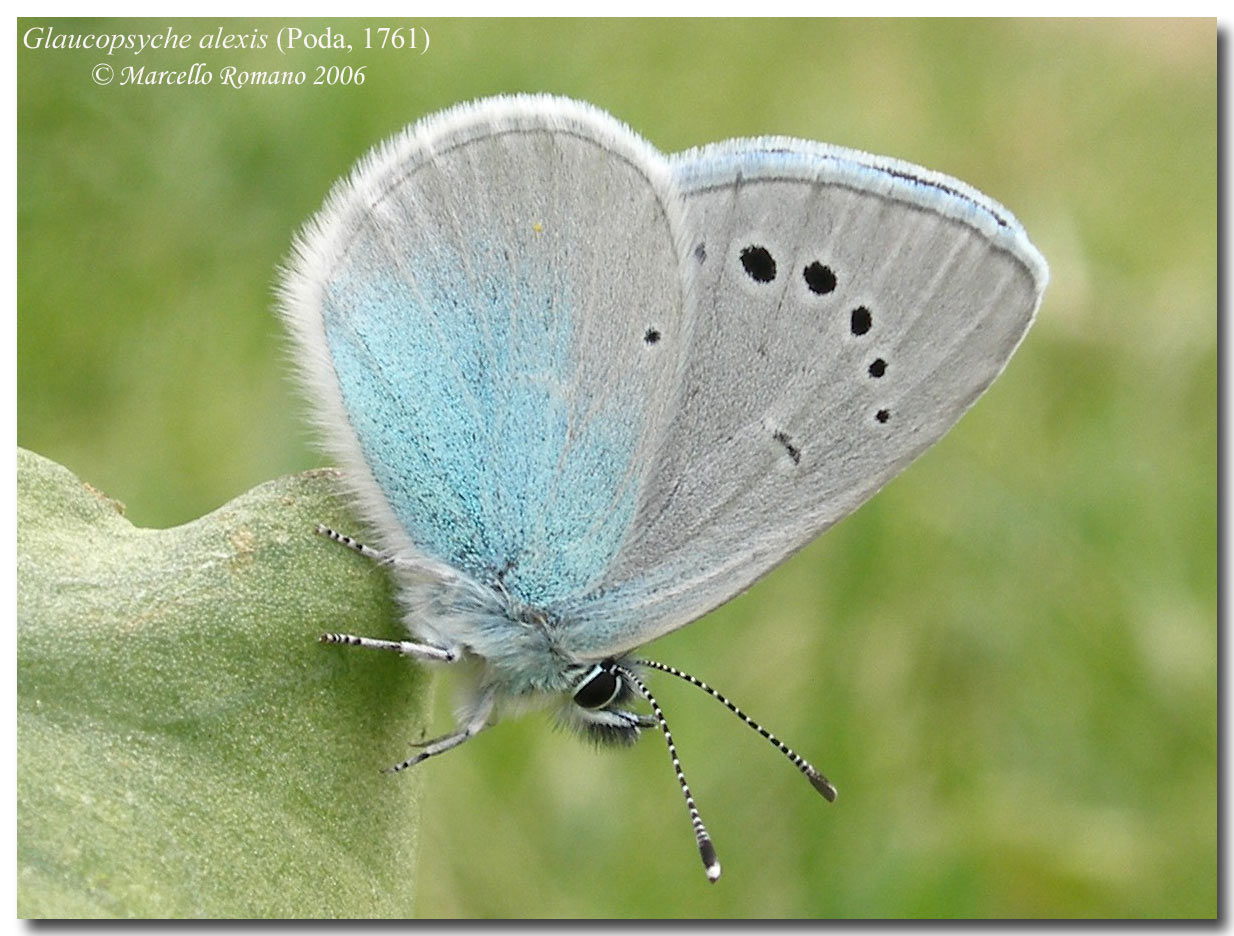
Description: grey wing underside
557,136,1048,658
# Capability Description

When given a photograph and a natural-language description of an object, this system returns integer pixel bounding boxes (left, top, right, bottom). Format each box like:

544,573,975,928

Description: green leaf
17,448,431,918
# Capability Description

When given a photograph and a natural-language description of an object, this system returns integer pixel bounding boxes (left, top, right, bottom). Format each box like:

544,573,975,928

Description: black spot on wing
803,261,836,295
740,245,776,283
850,306,872,336
772,430,801,465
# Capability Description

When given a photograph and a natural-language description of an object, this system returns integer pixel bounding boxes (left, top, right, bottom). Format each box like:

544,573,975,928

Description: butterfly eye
573,664,621,709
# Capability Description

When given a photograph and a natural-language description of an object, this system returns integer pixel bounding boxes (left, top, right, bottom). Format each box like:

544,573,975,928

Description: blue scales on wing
288,99,691,612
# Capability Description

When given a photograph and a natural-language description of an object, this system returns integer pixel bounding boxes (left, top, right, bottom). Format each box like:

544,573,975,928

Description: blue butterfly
279,95,1047,881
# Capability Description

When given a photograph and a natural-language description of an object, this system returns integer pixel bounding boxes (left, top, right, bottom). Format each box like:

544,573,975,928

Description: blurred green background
17,18,1216,919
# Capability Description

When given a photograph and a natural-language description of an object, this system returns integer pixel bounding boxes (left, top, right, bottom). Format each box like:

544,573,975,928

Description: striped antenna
612,663,722,883
636,659,837,802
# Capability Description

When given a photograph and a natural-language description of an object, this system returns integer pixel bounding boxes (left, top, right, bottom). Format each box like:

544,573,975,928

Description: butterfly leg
316,525,463,583
385,691,495,773
575,707,656,746
315,524,391,564
319,631,457,663
315,525,461,662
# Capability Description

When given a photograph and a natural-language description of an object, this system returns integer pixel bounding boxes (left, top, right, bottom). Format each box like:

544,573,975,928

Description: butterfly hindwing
281,97,692,609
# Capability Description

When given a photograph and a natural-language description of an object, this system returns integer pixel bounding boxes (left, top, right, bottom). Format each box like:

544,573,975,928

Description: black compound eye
573,665,620,709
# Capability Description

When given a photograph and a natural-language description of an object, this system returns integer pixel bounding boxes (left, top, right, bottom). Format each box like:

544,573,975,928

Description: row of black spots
866,346,887,423
732,241,890,427
849,311,885,376
738,244,839,298
847,305,891,425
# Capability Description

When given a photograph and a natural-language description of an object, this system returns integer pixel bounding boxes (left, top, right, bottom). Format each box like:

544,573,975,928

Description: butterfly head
560,659,650,747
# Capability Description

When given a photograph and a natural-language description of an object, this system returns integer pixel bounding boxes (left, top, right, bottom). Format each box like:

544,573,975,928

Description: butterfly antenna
636,659,837,802
613,663,722,883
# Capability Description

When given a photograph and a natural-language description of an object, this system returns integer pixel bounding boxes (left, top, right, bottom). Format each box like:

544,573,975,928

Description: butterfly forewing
559,140,1046,656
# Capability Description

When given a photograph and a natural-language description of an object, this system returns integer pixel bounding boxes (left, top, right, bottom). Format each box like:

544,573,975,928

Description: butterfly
278,95,1047,881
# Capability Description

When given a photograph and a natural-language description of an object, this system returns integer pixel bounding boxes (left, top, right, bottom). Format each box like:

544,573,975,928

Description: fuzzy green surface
17,18,1216,918
16,449,430,918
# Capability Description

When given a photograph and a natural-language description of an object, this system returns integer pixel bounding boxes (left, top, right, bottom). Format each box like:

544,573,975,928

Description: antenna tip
700,838,722,883
808,768,838,802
